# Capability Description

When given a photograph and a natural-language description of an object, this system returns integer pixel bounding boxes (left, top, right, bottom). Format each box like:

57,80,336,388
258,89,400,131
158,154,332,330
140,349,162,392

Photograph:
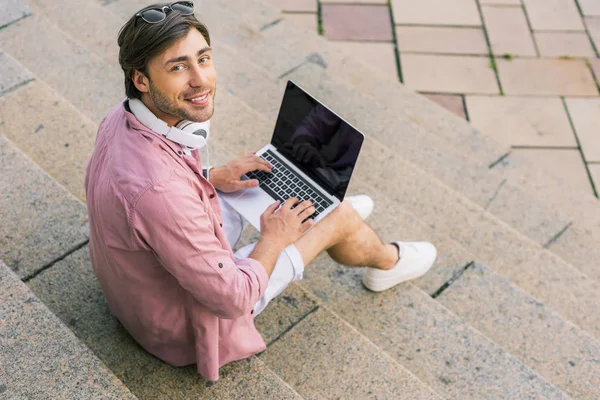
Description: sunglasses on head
135,1,195,24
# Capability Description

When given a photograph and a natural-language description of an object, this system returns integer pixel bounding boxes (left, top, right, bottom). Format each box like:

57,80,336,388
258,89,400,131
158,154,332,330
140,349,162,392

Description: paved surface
269,0,600,198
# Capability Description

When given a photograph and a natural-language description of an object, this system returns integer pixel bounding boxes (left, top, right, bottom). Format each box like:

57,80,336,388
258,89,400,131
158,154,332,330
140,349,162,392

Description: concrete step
0,260,137,400
0,134,88,280
0,12,123,123
25,245,305,399
259,307,442,399
437,263,600,399
206,52,600,342
0,79,97,202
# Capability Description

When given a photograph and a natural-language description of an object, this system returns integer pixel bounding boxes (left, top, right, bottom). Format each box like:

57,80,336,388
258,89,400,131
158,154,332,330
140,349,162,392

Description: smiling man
85,1,437,382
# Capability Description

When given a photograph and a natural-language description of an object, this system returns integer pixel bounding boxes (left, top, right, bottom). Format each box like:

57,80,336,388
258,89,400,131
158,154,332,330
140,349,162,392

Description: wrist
258,235,288,252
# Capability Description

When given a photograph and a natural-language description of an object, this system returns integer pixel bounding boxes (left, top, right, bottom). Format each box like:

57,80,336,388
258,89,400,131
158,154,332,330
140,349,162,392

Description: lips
184,92,210,105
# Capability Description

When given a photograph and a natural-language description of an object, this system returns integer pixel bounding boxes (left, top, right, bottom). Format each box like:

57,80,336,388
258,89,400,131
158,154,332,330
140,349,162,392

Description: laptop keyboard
245,149,334,218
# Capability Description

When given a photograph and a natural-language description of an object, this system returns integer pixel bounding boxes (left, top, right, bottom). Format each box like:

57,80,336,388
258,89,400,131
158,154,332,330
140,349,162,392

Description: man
85,1,437,382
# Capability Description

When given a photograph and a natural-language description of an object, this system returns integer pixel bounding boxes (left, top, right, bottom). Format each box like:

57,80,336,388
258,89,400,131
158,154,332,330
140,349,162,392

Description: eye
199,55,210,63
171,64,185,72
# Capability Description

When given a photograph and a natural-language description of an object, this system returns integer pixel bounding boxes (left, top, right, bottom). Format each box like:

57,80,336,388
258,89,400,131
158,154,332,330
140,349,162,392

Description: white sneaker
345,195,374,220
362,241,437,292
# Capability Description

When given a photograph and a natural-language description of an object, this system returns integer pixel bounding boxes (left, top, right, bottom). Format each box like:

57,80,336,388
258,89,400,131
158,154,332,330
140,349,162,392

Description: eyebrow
164,47,212,67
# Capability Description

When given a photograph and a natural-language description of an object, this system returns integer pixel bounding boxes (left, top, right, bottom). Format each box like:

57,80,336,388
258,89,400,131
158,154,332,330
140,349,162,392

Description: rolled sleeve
132,178,269,319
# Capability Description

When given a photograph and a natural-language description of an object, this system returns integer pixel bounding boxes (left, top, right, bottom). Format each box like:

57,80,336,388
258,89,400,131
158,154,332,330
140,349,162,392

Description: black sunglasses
135,1,195,24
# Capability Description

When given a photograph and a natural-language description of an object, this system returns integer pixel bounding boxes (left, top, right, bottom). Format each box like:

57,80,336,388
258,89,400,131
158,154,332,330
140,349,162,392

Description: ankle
377,243,400,270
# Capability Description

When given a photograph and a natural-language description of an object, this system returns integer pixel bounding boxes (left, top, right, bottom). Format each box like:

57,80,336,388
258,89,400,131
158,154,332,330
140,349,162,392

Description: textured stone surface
535,32,596,57
512,148,592,195
480,0,520,3
282,12,317,32
402,54,499,94
590,164,600,190
523,0,585,31
466,96,577,147
579,0,600,16
0,51,32,95
0,0,31,28
565,97,600,162
26,247,304,398
333,41,398,80
587,17,600,49
0,261,136,400
26,0,124,64
438,263,600,399
0,80,97,202
0,14,124,123
391,0,481,26
322,4,393,41
395,26,488,55
312,277,566,398
589,58,600,82
254,283,320,344
264,0,317,12
497,58,598,96
482,5,537,56
545,221,600,282
0,134,88,279
261,308,441,399
423,94,467,120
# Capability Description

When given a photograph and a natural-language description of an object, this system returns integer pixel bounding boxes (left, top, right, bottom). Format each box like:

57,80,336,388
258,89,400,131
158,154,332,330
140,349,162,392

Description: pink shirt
85,101,269,381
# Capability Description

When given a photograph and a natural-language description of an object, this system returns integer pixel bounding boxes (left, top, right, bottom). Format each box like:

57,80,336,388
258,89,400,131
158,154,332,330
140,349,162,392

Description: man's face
137,28,216,126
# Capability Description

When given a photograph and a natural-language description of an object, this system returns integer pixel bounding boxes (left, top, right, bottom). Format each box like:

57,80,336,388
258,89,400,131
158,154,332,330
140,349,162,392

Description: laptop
218,80,365,231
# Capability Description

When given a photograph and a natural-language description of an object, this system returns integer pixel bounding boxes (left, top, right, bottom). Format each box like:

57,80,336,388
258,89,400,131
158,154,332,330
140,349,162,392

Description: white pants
219,198,305,316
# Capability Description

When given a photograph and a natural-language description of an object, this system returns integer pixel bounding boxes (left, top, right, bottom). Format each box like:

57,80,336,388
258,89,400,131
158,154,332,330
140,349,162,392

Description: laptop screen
271,81,364,202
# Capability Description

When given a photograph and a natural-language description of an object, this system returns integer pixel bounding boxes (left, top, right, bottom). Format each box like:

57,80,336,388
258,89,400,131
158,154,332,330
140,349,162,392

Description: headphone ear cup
176,120,210,140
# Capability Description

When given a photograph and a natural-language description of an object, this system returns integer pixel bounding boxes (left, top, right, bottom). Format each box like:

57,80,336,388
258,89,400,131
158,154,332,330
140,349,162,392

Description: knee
334,200,364,232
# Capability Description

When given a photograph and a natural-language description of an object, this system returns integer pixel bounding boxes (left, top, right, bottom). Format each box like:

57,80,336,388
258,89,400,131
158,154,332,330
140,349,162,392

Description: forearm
248,237,287,277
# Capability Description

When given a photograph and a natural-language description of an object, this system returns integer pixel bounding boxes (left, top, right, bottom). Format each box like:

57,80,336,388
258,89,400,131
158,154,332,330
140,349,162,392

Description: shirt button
250,310,254,315
209,194,215,199
177,150,182,155
219,223,223,227
218,262,223,268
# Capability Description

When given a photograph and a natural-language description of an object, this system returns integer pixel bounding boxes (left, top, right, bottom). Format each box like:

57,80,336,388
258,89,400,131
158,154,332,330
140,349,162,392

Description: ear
132,69,150,94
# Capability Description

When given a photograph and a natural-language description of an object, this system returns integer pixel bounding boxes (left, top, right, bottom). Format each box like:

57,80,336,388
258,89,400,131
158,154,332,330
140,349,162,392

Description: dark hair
117,3,211,99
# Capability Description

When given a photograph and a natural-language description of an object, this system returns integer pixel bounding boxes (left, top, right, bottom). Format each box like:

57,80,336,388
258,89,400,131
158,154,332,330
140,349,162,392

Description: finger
295,200,313,212
264,200,281,215
282,197,300,209
237,179,260,189
253,156,272,171
300,217,314,232
297,206,316,219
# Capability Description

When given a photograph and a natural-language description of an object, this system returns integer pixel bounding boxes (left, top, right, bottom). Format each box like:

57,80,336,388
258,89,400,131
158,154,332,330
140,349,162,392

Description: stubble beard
148,79,216,123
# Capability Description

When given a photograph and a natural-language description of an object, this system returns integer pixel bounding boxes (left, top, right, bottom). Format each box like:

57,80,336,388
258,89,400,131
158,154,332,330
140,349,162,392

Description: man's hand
248,198,315,277
209,152,272,193
260,198,315,248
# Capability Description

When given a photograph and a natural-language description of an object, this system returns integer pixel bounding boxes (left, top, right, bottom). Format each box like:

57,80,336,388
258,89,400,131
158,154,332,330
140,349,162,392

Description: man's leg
294,201,398,271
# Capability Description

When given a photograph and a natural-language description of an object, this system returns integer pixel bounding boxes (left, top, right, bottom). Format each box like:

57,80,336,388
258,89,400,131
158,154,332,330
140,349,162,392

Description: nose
188,63,210,89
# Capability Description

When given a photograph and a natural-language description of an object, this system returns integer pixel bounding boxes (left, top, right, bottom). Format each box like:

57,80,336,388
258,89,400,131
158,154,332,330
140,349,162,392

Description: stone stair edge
0,259,138,400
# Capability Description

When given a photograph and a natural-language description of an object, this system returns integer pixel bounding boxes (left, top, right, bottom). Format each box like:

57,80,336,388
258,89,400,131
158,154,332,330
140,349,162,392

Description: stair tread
0,260,137,400
0,50,33,94
0,134,88,279
438,262,600,399
0,80,97,202
260,307,442,399
0,13,123,123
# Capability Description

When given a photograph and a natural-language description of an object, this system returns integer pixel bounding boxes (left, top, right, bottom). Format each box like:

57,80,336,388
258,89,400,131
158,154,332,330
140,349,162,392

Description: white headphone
128,98,210,150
